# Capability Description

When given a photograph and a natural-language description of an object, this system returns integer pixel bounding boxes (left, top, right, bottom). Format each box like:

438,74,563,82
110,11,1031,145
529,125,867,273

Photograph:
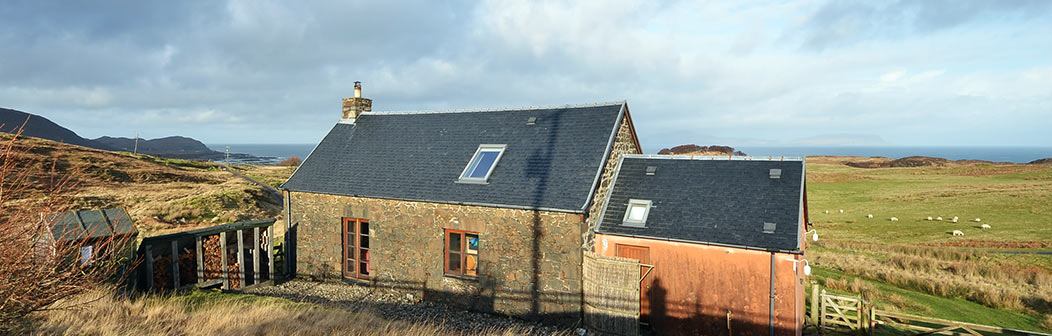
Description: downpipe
770,252,775,336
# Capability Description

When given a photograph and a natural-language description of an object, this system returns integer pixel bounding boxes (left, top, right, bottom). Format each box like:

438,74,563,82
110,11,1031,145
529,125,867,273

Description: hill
94,135,220,155
0,107,113,150
1,132,290,236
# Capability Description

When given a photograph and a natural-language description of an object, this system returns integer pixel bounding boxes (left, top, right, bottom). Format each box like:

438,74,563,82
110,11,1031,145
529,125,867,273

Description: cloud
792,0,1052,50
0,0,1049,148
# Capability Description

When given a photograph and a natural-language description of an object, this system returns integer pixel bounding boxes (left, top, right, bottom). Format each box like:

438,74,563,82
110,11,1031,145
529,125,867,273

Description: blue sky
1,0,1050,150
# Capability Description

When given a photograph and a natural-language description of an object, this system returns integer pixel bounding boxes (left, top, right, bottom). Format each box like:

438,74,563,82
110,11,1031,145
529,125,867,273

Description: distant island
657,144,746,156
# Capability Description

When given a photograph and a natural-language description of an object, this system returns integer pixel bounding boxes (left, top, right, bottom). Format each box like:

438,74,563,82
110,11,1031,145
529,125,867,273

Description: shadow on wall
644,279,796,336
524,111,563,315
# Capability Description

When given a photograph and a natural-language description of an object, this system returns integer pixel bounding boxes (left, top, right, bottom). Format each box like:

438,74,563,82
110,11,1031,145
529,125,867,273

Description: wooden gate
583,251,641,336
812,287,872,332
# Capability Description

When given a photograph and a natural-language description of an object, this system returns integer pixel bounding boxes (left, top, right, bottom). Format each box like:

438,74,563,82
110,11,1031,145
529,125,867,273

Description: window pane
360,262,369,276
359,249,369,261
466,254,478,276
448,252,462,272
628,204,647,221
347,232,355,250
449,232,462,252
467,151,500,178
466,234,479,254
360,235,369,249
360,221,369,235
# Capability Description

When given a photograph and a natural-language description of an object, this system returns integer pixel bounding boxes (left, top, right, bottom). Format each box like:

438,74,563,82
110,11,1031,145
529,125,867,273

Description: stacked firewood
227,244,241,289
202,235,222,281
178,247,197,285
152,253,172,289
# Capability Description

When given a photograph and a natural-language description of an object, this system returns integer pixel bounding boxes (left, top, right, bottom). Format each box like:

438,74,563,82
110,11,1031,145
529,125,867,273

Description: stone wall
287,191,585,321
582,114,641,249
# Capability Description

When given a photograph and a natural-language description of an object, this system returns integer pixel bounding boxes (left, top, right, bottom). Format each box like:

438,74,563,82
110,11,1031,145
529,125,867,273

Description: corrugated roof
46,208,137,242
282,103,626,213
596,155,806,252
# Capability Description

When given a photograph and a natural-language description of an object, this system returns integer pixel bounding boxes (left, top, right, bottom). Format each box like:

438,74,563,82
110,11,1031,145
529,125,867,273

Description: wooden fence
583,251,641,336
137,219,276,291
808,284,1052,336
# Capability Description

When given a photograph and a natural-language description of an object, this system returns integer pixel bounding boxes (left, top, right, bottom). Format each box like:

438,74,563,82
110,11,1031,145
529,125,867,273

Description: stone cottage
280,82,641,320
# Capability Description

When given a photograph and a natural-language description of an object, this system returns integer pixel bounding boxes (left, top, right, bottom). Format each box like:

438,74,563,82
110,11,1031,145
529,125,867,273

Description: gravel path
244,280,574,335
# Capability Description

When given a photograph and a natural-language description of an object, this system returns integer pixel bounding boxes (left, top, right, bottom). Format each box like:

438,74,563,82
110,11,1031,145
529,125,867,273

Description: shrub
0,125,135,332
276,156,301,167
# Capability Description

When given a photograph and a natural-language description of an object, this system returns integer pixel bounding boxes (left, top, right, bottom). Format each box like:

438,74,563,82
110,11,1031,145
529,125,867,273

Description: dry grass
811,248,1052,313
30,288,561,336
1042,315,1052,331
1,134,284,235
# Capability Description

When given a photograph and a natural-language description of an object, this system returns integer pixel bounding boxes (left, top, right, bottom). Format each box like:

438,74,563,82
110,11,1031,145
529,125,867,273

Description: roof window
645,166,657,176
769,169,782,179
622,199,652,227
763,222,777,233
458,144,506,184
526,117,537,126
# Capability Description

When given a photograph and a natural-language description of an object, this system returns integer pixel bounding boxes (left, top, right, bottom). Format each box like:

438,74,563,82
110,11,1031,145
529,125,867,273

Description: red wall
595,234,805,336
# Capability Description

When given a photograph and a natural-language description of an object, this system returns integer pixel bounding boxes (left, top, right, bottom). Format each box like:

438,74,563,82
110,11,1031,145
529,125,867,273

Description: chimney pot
342,81,372,120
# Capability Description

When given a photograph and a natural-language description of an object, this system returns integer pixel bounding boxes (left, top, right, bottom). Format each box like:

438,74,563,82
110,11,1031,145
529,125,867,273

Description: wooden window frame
443,229,479,279
342,217,370,280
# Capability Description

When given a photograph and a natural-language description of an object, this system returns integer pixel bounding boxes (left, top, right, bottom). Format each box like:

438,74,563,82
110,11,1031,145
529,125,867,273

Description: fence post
220,232,228,289
196,235,204,285
811,284,820,326
868,305,876,335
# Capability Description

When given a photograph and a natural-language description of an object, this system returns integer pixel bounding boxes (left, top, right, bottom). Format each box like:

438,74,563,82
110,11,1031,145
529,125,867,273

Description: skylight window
622,199,652,227
458,144,506,183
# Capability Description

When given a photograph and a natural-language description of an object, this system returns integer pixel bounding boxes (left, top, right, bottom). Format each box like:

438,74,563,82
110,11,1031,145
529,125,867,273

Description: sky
1,0,1050,151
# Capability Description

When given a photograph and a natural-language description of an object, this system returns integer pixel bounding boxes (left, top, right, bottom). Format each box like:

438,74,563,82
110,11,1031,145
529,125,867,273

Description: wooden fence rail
874,310,1052,336
808,284,1051,336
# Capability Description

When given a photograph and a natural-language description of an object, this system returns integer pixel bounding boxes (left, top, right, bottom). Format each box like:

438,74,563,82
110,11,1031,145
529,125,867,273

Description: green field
804,157,1052,332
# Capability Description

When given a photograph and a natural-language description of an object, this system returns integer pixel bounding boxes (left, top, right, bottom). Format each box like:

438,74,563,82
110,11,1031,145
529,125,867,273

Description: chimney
342,81,372,120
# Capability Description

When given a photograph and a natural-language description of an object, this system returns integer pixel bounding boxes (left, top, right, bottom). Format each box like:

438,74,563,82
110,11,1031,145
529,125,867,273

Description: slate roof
46,208,136,242
282,103,627,213
596,155,806,252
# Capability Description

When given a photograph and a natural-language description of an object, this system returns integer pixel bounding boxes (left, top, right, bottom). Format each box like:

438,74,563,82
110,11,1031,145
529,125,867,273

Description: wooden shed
135,219,277,291
594,155,809,336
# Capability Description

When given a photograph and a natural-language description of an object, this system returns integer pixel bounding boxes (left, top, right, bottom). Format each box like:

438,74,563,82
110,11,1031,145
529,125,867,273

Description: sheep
866,214,873,219
926,216,933,221
936,217,943,221
951,217,959,223
952,230,964,236
839,209,844,213
890,217,899,221
980,224,991,229
974,218,982,222
824,210,830,214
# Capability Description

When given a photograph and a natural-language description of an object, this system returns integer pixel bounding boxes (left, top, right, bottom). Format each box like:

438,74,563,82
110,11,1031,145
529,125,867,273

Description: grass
807,160,1052,244
806,157,1052,332
232,165,295,190
3,135,286,235
29,287,560,336
810,268,1047,331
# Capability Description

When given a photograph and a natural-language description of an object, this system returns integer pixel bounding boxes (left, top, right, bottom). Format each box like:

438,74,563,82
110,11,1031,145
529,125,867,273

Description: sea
735,146,1052,164
207,144,1052,165
206,144,316,165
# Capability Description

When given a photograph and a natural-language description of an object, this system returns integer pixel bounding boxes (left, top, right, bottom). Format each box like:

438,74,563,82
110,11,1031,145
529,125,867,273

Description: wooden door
616,244,652,322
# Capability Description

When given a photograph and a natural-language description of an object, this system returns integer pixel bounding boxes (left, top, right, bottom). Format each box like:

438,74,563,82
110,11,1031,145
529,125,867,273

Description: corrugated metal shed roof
596,155,806,252
46,208,137,242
